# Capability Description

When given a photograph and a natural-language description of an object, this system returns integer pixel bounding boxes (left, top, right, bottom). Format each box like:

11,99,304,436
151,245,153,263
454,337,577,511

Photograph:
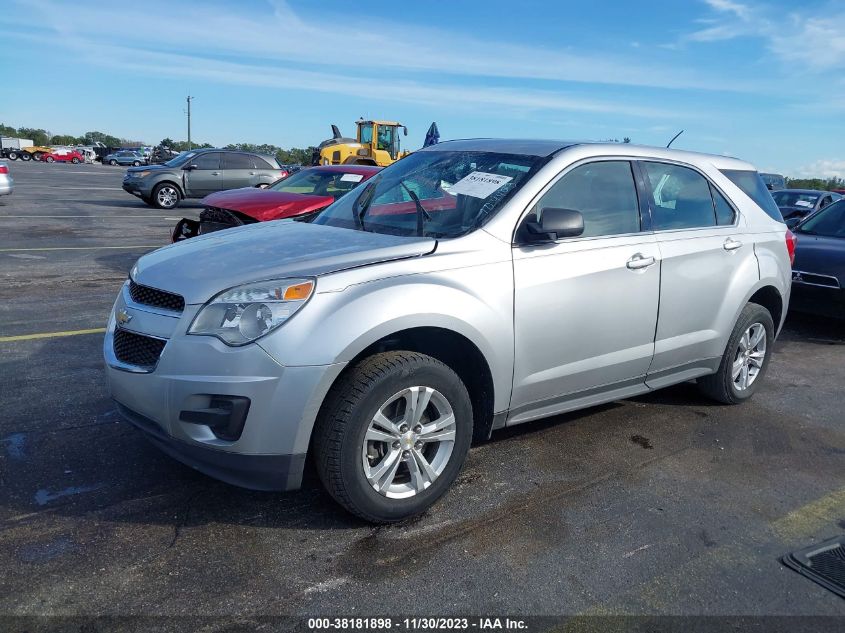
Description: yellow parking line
0,245,159,252
0,328,106,343
772,485,845,541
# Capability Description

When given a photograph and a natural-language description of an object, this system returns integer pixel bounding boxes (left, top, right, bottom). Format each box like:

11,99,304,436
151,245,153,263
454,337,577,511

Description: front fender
257,262,515,413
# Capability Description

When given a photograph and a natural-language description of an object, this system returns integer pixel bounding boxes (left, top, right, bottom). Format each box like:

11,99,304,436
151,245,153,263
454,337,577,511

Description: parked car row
106,139,796,522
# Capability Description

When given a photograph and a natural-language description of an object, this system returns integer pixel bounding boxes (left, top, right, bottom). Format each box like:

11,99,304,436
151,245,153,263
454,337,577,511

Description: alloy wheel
732,322,766,391
156,186,178,208
362,386,456,499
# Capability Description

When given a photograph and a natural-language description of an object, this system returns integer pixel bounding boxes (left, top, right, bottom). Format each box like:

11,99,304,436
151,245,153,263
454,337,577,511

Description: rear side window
642,162,715,230
251,155,277,169
710,184,736,225
532,160,640,238
721,169,783,222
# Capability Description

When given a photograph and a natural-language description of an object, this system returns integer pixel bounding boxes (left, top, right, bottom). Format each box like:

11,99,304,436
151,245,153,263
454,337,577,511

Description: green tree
159,137,175,148
51,134,82,146
17,127,51,146
83,131,122,147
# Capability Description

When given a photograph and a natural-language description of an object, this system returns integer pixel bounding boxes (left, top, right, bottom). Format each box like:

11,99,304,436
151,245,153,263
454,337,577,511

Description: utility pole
186,95,193,150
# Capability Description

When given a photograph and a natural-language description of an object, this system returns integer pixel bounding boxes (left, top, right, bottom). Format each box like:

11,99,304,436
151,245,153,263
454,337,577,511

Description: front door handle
210,172,220,176
723,238,743,251
626,253,656,270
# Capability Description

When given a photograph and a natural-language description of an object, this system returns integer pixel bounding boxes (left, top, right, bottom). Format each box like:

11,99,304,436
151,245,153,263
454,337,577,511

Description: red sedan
41,150,84,164
172,165,380,241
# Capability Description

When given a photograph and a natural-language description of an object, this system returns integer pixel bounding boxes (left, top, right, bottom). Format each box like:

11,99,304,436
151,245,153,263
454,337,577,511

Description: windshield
313,150,543,238
164,151,197,167
772,191,819,209
797,200,845,237
269,168,371,200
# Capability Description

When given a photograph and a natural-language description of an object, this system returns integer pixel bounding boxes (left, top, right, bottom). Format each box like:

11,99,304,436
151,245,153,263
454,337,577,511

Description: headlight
188,278,314,346
134,170,151,178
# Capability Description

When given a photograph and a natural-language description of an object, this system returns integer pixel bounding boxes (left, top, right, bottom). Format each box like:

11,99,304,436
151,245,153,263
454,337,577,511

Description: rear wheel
109,159,117,166
132,160,141,166
20,153,31,161
314,352,473,523
45,156,54,163
71,157,80,164
152,183,181,209
698,302,774,404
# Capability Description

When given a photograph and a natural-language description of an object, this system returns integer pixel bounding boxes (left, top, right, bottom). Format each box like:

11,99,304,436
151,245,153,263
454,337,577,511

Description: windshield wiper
353,180,379,232
400,182,431,237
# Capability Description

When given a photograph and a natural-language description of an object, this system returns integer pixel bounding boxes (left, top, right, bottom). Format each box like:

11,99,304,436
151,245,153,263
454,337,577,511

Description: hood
126,164,172,174
202,188,335,221
133,221,437,304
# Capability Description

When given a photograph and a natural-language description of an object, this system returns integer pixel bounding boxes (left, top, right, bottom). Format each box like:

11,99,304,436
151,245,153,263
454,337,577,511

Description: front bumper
104,283,346,490
122,178,149,197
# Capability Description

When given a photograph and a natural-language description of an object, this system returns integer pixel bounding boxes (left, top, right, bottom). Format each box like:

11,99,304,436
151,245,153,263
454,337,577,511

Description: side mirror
403,126,408,136
183,164,197,171
522,208,585,243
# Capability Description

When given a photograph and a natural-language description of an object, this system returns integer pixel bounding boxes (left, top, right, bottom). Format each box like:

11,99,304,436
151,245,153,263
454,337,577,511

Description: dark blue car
790,199,845,318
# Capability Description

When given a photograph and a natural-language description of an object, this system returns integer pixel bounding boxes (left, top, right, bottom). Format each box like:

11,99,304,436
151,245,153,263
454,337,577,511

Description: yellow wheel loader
312,119,410,167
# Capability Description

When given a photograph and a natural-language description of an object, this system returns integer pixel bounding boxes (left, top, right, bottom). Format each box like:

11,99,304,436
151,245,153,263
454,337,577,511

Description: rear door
184,152,222,196
222,152,260,189
640,160,759,385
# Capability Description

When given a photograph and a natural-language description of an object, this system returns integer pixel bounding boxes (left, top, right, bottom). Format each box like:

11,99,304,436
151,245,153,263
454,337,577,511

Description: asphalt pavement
1,160,844,626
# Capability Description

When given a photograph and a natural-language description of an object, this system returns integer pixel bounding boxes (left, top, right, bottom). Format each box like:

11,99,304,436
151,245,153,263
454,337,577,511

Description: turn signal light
283,281,314,301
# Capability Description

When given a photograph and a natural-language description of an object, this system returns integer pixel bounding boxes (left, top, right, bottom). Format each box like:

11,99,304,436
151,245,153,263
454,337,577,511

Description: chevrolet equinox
104,140,794,522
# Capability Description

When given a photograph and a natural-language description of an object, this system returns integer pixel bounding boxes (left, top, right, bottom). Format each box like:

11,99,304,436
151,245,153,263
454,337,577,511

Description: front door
184,152,222,196
510,160,660,423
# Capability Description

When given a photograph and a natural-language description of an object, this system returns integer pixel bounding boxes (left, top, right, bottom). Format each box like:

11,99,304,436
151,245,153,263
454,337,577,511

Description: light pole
186,95,194,150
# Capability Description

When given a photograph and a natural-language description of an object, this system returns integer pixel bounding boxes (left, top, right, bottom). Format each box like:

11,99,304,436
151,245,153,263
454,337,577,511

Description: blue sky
1,0,844,178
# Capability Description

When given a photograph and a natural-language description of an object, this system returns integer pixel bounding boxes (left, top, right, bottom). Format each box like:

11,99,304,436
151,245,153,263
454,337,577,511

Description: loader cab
356,120,407,162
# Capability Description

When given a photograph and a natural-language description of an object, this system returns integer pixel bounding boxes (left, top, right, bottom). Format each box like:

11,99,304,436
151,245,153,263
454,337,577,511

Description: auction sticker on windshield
340,173,364,182
448,172,513,199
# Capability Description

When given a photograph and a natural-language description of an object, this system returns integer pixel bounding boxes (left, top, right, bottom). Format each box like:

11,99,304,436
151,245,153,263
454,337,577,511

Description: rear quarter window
720,169,783,223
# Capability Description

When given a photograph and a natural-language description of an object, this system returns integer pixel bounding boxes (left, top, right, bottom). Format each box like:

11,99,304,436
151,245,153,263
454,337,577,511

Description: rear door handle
211,172,220,176
723,238,743,251
626,253,656,270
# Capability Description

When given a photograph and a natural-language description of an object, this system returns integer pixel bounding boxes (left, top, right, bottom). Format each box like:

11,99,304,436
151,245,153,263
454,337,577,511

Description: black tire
109,159,117,166
45,156,54,163
71,157,80,164
20,153,31,161
314,351,473,523
7,151,17,161
698,302,775,404
151,182,181,209
132,161,141,166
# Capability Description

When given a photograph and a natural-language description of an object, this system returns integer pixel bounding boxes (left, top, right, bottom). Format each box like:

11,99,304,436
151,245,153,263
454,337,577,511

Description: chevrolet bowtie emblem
116,309,133,325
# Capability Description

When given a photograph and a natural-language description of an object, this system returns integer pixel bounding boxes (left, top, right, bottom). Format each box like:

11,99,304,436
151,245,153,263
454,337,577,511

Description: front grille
128,280,185,312
113,329,166,369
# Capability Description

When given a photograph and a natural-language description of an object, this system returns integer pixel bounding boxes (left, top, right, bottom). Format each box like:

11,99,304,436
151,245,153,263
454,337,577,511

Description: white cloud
12,0,760,93
792,159,845,179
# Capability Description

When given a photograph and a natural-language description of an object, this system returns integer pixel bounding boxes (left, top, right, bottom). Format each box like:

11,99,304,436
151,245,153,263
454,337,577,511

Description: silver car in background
104,139,793,522
0,161,13,196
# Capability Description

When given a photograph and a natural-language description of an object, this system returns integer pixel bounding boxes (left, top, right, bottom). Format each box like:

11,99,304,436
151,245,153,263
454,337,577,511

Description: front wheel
132,161,141,166
314,351,473,523
7,151,17,161
45,156,54,163
698,302,775,404
109,159,117,166
152,183,181,209
71,157,80,164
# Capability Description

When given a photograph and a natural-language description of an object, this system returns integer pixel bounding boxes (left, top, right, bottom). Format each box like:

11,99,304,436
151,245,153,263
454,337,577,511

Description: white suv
105,140,794,522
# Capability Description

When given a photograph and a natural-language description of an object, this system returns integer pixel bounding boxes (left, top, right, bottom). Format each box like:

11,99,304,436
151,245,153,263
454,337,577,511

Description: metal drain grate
782,535,845,598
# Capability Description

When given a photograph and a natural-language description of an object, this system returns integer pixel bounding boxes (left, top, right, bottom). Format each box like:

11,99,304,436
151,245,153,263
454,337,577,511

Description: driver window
359,124,373,144
532,161,640,238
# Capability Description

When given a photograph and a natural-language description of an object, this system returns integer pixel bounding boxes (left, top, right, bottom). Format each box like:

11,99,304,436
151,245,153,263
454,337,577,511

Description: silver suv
104,140,793,522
